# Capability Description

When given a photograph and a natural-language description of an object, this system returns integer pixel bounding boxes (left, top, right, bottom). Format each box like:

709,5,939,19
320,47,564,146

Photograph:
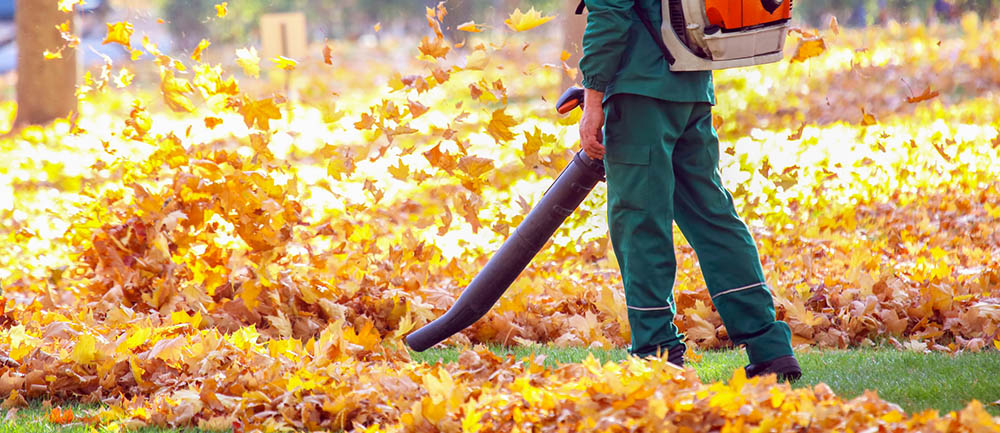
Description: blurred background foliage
148,0,1000,50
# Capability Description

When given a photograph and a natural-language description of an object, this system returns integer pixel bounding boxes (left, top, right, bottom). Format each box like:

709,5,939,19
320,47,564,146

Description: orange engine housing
704,0,792,30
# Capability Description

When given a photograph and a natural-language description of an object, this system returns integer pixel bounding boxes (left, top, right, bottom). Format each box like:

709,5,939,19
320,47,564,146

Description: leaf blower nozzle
405,87,603,352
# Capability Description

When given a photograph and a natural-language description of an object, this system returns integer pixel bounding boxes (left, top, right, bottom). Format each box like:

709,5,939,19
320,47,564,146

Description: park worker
577,0,802,380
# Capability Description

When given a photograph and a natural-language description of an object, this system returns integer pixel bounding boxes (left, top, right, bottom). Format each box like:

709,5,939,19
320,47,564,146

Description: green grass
2,347,996,431
0,400,222,433
412,345,1000,416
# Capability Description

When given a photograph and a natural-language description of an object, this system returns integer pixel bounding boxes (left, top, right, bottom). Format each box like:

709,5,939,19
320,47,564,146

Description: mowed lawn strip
0,400,221,433
412,346,1000,416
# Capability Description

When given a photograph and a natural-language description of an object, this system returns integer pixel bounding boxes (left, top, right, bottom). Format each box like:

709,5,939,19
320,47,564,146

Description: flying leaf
204,116,223,129
458,156,494,178
458,21,484,33
790,31,826,63
115,68,135,88
830,16,840,35
58,0,84,12
906,86,940,104
191,39,210,62
419,36,451,59
505,8,555,32
103,21,134,48
860,107,877,126
388,160,409,181
487,108,517,143
423,142,459,172
240,97,282,131
160,70,196,113
236,47,261,78
788,123,806,140
271,56,298,71
323,42,333,65
407,100,429,118
215,2,228,17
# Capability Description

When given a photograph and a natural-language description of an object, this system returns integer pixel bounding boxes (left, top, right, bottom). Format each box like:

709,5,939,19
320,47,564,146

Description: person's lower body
602,93,798,379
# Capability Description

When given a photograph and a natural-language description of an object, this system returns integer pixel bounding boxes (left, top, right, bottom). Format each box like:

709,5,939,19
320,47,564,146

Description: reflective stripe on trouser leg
671,102,793,365
603,94,690,358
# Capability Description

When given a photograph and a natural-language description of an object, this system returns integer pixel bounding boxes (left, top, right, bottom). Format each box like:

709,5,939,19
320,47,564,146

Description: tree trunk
562,0,586,90
16,0,76,126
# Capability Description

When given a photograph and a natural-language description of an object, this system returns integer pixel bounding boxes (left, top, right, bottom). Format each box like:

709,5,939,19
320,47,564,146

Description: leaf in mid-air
505,7,555,32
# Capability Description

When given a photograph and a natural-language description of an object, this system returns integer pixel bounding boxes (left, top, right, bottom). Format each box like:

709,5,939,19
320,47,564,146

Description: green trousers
602,93,793,364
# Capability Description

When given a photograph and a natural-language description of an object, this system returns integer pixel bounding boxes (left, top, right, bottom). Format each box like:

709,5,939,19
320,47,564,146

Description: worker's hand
579,88,606,160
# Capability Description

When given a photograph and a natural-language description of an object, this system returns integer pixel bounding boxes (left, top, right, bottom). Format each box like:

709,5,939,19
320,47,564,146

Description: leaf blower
575,0,794,71
406,87,597,352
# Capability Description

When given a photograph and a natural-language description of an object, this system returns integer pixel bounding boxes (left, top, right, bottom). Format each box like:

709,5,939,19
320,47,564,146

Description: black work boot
745,355,802,382
666,344,685,367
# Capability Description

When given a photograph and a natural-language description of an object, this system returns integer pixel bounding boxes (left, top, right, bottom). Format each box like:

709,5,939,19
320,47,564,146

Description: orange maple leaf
418,36,451,59
906,86,940,104
240,97,282,130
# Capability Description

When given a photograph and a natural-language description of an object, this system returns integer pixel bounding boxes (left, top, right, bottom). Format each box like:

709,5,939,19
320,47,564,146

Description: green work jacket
579,0,715,104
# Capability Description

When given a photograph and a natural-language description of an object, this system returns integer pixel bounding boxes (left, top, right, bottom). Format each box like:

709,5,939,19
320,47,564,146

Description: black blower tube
406,150,605,352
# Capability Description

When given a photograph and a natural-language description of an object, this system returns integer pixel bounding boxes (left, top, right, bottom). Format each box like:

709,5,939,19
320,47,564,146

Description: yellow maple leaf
457,21,484,33
215,2,228,18
70,334,98,364
115,68,135,88
191,39,210,62
240,97,282,130
129,356,147,388
388,159,410,181
160,69,196,113
171,310,203,329
236,47,261,78
458,156,494,178
465,50,489,71
8,325,37,362
230,325,260,351
505,8,555,32
117,327,152,354
58,0,83,12
487,108,517,142
43,49,63,60
791,35,826,63
271,56,298,71
103,21,134,48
